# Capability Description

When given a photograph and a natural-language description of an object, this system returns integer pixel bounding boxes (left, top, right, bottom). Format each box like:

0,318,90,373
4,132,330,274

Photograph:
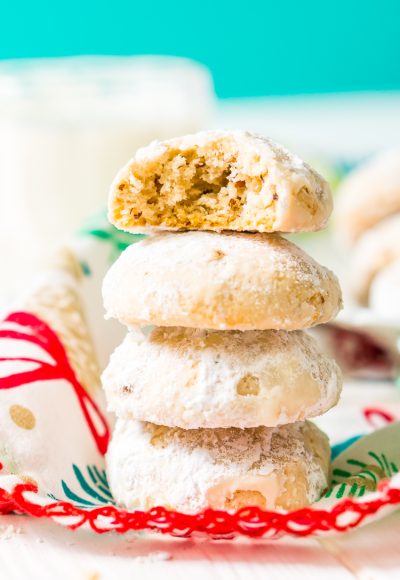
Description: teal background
1,0,399,98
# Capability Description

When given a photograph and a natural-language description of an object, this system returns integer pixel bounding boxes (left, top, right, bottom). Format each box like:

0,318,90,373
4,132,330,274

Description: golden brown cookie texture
102,326,342,428
109,130,332,234
106,419,330,513
102,231,342,331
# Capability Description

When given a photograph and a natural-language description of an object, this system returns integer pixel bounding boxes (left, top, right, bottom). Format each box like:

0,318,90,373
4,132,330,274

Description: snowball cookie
107,420,330,513
103,231,342,331
370,259,400,319
102,327,342,429
350,214,400,305
336,149,400,245
108,130,332,234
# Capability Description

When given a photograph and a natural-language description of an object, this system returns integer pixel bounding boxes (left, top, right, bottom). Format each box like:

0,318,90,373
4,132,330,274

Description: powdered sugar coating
106,419,330,513
109,130,332,234
103,231,342,331
102,327,342,428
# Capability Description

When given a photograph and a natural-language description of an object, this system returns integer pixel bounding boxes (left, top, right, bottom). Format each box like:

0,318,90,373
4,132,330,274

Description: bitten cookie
103,231,342,331
106,420,330,513
350,214,400,305
336,149,400,245
102,327,342,428
108,130,332,234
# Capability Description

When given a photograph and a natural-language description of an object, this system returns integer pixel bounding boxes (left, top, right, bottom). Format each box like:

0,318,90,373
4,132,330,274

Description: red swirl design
0,312,109,455
0,478,399,538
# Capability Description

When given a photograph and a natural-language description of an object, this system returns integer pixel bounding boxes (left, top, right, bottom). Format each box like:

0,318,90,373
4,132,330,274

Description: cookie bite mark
109,130,332,234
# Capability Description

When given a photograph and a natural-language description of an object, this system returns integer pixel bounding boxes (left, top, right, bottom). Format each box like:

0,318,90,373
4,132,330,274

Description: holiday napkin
0,210,399,538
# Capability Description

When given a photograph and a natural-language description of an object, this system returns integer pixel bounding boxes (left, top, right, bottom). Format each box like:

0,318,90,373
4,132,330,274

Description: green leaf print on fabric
49,464,114,507
79,209,145,263
325,452,398,499
323,422,400,501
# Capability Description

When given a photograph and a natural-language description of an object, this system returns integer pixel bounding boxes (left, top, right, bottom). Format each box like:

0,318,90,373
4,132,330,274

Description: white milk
0,56,215,300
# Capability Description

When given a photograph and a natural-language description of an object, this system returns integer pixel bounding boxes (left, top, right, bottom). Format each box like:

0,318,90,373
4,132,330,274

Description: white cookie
350,213,400,305
103,231,342,331
102,327,342,428
106,420,330,513
370,259,400,319
108,130,332,234
336,149,400,244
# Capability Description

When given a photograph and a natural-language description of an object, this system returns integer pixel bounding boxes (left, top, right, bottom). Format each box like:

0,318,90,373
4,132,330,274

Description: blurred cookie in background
370,259,400,320
333,147,400,326
335,148,400,245
350,213,400,306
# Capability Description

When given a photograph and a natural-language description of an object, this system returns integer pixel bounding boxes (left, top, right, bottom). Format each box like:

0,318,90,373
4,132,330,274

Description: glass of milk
0,56,215,300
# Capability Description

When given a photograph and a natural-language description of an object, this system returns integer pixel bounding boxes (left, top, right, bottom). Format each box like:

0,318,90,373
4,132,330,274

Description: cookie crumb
132,550,171,563
211,249,226,261
0,525,22,540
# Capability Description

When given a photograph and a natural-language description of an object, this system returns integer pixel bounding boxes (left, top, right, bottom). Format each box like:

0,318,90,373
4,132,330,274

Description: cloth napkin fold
0,211,399,535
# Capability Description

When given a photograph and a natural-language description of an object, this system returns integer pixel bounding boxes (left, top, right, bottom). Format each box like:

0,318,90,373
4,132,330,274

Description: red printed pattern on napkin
0,312,109,455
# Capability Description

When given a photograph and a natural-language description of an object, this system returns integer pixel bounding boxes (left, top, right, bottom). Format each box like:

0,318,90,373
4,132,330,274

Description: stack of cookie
102,131,343,513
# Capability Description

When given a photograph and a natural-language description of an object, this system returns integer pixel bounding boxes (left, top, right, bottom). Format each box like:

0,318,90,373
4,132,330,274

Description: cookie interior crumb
224,490,266,510
114,136,276,230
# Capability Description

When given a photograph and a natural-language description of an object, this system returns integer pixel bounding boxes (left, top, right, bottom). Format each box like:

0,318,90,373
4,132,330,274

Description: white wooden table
1,509,400,579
